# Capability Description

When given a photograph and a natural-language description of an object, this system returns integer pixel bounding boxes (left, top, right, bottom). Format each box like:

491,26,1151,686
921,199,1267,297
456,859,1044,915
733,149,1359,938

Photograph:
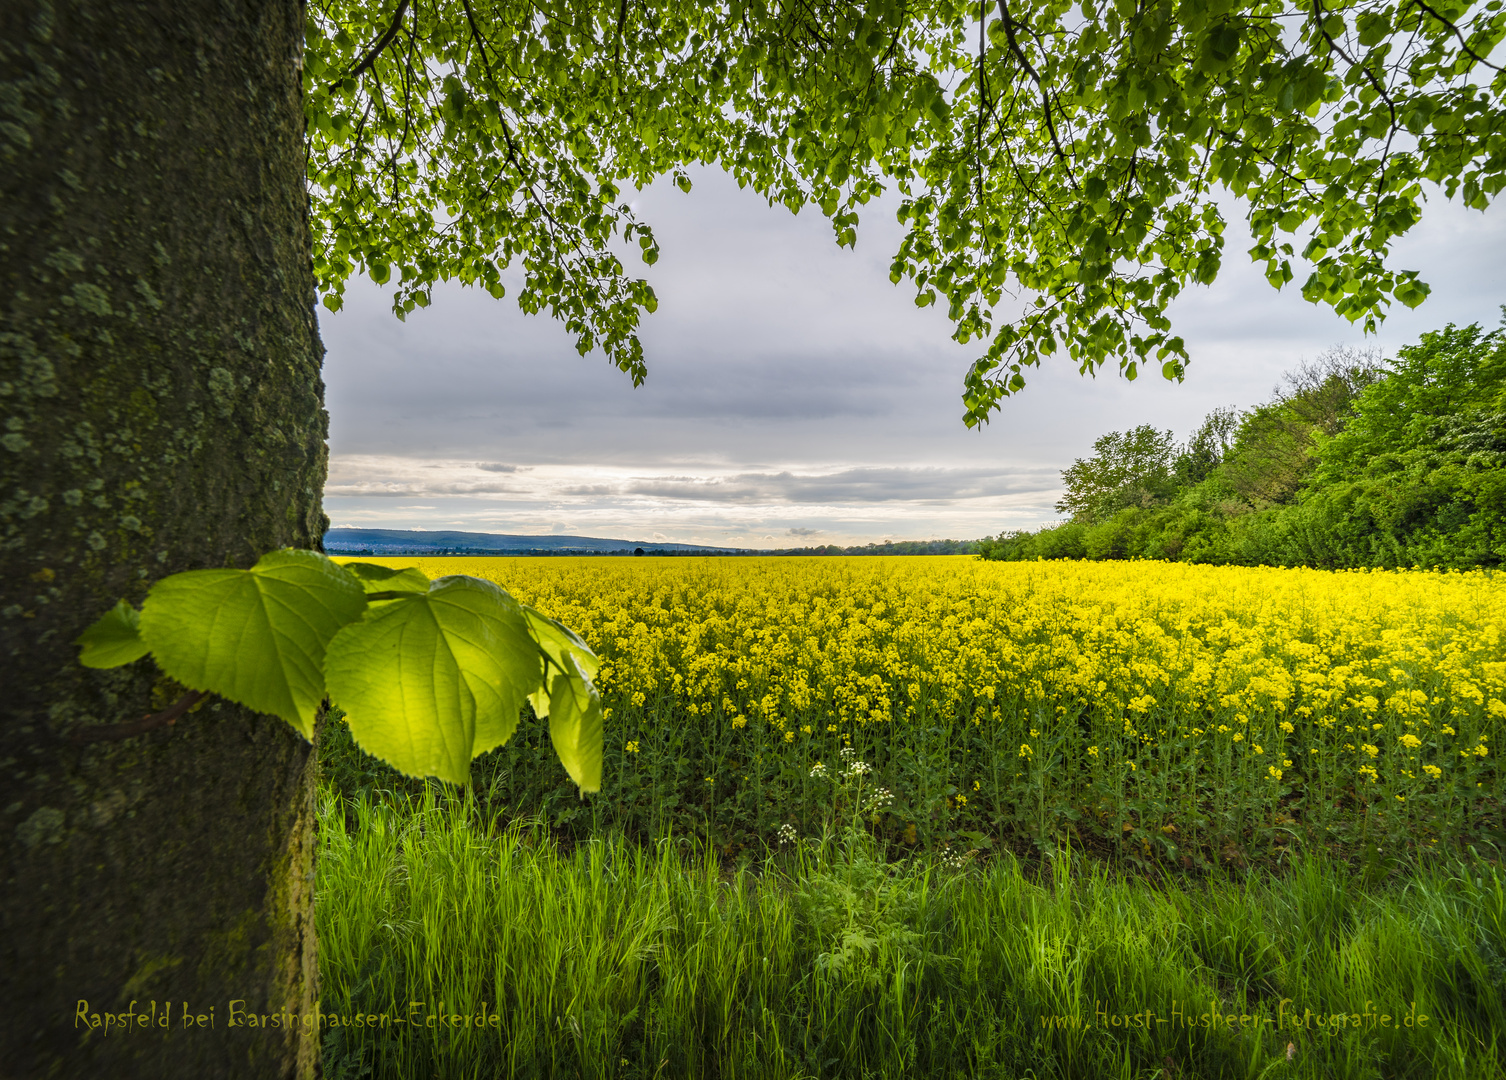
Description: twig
69,690,210,744
1311,0,1399,189
348,0,411,81
996,0,1080,193
1113,152,1138,233
1407,0,1504,72
977,0,988,205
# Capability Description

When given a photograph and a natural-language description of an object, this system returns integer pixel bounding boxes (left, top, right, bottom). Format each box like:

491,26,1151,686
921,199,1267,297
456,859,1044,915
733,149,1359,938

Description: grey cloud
476,462,522,473
623,466,1058,505
787,527,821,536
325,481,522,497
427,482,524,495
625,477,762,502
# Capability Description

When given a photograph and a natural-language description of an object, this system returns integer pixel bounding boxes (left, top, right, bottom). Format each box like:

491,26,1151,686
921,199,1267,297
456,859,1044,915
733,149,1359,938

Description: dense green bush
983,316,1506,569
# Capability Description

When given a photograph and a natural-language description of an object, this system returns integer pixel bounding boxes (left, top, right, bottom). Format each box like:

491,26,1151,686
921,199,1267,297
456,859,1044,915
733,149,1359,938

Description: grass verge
318,789,1506,1080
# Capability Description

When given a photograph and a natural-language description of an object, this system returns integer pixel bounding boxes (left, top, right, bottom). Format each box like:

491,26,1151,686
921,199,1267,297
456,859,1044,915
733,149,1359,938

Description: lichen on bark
1,1,327,1076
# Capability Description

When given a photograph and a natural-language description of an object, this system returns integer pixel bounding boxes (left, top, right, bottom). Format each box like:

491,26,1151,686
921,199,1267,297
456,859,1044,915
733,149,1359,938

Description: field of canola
336,556,1504,863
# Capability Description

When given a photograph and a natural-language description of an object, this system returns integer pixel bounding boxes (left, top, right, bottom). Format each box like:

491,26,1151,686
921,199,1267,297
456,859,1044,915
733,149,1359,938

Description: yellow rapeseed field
339,556,1503,857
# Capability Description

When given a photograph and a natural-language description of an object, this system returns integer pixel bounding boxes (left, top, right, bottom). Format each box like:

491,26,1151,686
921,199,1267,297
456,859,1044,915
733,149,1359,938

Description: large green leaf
546,654,604,794
137,549,368,738
76,600,150,668
323,575,542,785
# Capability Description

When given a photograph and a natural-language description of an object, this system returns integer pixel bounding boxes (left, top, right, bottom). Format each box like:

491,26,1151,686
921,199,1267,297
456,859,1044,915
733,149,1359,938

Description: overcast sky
320,165,1506,548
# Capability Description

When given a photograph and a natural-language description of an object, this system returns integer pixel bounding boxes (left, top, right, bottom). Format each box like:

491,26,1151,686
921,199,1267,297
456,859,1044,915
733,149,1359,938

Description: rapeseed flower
338,555,1503,845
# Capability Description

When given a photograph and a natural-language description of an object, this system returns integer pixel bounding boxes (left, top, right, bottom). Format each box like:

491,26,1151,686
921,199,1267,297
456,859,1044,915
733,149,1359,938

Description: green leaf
523,604,600,719
340,561,431,595
546,654,604,794
138,549,368,738
1207,23,1240,65
77,600,150,668
323,575,542,785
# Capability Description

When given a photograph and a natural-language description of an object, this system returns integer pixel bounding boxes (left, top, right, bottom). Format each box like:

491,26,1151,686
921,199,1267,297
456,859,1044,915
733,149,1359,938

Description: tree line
980,315,1506,569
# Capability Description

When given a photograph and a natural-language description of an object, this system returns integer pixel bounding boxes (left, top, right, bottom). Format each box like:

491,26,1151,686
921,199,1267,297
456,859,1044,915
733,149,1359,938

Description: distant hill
323,528,738,555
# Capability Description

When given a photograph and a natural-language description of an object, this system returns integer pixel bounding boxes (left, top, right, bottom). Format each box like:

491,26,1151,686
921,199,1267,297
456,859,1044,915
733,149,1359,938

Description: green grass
317,788,1506,1080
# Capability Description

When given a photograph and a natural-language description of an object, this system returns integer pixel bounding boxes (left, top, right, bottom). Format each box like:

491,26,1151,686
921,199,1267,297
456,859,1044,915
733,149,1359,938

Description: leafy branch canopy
305,0,1505,424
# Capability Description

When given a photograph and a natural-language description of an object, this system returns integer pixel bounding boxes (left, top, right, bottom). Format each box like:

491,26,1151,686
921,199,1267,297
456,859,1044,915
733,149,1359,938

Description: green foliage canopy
981,314,1506,567
1174,405,1239,485
1315,319,1506,482
305,0,1505,424
1057,423,1180,521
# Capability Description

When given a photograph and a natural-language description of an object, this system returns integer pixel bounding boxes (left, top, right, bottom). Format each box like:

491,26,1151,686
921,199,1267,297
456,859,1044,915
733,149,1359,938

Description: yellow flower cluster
345,557,1503,825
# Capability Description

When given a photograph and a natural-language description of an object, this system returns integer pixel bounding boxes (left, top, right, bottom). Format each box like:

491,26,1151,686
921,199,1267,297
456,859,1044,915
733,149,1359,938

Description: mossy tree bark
2,1,327,1076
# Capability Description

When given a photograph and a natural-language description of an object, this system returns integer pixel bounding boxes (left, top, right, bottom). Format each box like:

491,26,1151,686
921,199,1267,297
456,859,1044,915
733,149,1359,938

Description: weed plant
318,785,1506,1080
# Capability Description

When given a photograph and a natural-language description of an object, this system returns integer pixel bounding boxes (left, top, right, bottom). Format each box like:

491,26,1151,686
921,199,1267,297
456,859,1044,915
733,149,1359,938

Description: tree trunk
1,1,326,1076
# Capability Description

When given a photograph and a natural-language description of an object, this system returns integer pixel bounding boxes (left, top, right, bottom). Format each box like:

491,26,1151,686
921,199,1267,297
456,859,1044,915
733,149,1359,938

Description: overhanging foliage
305,0,1505,424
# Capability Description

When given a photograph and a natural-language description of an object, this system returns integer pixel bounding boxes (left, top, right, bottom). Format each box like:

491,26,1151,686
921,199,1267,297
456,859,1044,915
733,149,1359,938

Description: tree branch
1407,0,1504,73
459,0,556,224
348,0,411,81
615,0,629,73
69,690,210,744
